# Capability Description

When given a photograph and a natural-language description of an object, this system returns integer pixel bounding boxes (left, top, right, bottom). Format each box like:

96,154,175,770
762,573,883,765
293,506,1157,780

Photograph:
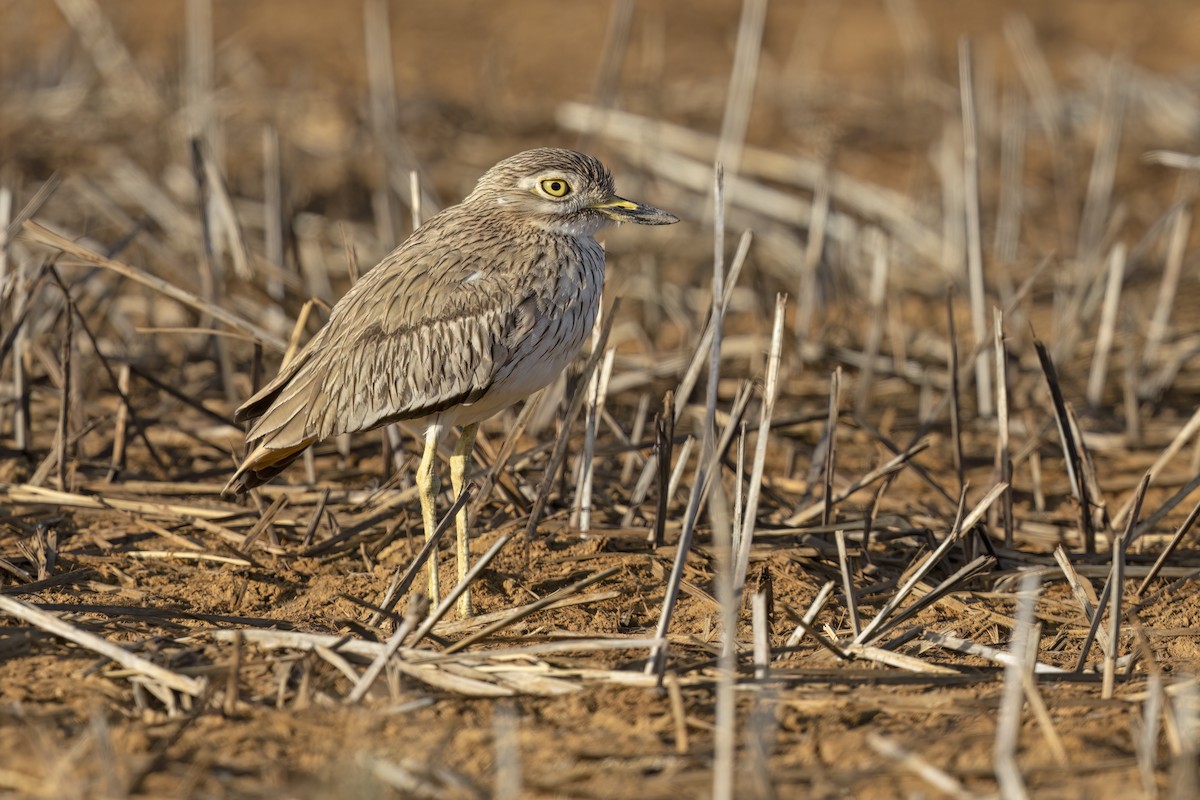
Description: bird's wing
223,282,534,496
235,213,537,455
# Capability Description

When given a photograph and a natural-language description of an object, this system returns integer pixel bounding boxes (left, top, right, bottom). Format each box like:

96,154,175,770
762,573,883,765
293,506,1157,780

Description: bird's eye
539,178,572,198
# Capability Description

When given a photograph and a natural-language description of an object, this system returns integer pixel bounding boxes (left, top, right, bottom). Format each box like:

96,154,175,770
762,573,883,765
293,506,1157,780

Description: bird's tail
222,437,317,496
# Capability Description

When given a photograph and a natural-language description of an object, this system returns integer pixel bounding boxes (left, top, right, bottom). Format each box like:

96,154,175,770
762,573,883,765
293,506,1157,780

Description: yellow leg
450,422,479,617
416,423,441,604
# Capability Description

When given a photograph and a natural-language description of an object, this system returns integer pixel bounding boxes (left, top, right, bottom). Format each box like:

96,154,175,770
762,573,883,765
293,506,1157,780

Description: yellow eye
539,178,572,198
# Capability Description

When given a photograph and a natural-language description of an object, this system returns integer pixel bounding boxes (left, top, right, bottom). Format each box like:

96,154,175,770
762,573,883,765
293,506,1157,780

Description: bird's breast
456,239,605,424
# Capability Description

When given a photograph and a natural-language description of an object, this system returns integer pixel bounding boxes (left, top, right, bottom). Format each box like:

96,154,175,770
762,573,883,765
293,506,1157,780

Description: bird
223,147,678,616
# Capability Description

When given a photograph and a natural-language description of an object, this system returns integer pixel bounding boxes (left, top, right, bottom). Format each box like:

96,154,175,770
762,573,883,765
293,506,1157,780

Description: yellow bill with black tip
590,194,679,225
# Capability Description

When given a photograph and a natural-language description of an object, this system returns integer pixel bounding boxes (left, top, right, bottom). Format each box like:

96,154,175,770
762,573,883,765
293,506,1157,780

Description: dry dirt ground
4,1,1200,797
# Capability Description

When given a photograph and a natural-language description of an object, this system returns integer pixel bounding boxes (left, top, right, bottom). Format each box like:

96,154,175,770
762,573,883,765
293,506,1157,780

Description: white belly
453,304,596,426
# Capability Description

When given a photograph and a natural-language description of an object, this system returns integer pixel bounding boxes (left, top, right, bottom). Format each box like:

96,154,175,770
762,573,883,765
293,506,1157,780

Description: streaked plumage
224,147,677,614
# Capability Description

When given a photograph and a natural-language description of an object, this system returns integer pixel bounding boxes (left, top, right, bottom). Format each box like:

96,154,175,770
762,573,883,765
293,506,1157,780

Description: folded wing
224,215,531,495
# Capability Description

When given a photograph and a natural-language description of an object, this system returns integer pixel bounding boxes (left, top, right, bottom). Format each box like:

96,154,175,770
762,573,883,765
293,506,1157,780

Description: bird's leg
416,422,442,604
450,421,479,617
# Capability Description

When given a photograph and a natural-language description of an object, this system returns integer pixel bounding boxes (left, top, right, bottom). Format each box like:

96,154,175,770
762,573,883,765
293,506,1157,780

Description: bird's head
465,147,679,236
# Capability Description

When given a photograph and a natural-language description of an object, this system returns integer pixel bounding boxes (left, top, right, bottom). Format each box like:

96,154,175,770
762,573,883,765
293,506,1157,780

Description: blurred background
5,0,1200,390
5,0,1200,373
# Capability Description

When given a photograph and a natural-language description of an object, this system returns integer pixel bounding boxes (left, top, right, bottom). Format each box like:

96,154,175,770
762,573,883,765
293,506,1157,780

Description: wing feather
224,204,530,495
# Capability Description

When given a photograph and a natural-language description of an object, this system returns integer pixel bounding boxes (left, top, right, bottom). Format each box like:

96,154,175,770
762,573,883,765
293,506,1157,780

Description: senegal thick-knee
224,148,678,615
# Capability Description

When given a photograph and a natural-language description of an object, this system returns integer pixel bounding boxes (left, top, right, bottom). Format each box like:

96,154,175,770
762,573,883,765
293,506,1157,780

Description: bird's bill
590,195,679,225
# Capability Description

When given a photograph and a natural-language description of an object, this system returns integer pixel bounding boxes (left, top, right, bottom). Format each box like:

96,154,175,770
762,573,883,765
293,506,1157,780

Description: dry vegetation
4,0,1200,797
